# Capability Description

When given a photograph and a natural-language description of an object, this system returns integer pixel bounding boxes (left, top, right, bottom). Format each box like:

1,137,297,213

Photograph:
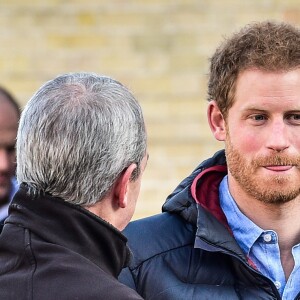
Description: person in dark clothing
0,87,20,232
0,72,148,300
119,21,300,299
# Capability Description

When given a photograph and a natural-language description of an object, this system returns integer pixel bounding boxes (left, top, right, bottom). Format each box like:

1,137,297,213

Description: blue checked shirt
0,177,18,221
219,176,300,299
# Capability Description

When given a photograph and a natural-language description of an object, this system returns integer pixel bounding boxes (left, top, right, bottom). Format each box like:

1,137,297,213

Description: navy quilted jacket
119,150,299,300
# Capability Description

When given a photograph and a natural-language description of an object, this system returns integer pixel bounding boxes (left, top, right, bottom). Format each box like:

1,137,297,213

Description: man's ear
114,164,137,209
207,100,226,141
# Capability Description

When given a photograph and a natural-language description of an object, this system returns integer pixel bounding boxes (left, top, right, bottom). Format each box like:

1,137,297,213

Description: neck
84,197,124,231
228,176,300,279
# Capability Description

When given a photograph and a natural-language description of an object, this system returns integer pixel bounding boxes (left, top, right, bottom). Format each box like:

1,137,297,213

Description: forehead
233,68,300,109
0,96,19,131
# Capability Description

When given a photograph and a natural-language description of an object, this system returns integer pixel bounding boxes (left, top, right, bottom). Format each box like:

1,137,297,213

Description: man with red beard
120,21,300,299
0,87,20,232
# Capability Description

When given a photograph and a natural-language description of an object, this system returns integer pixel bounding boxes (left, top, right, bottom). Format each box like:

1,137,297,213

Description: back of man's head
17,72,147,206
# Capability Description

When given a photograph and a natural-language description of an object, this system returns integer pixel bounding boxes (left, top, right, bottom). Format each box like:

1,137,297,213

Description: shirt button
263,233,272,242
274,281,281,289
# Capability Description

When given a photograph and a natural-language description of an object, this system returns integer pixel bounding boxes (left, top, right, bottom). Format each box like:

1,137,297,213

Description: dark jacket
0,216,5,233
119,150,298,299
0,184,143,300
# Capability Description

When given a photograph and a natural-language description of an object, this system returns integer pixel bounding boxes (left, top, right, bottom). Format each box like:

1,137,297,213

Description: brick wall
1,1,299,219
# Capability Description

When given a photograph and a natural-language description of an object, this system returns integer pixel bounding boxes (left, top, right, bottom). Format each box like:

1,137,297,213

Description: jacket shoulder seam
130,242,194,272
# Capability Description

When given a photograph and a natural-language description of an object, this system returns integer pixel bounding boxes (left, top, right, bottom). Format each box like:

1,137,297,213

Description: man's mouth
264,165,293,172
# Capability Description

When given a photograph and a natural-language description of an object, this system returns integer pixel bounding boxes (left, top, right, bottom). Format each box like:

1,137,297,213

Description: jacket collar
163,149,227,222
163,150,246,260
6,184,131,278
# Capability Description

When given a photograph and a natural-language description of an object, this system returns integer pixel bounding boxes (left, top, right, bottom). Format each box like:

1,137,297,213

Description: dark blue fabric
119,150,290,299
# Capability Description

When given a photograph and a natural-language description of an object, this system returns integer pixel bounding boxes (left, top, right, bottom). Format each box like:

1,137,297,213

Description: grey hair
17,72,147,206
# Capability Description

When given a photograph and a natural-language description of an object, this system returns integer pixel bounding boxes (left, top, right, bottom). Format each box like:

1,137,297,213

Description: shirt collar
219,176,263,256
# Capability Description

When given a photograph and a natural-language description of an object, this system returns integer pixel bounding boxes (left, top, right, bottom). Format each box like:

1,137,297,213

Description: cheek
133,181,142,201
129,178,142,205
229,129,262,154
293,135,300,148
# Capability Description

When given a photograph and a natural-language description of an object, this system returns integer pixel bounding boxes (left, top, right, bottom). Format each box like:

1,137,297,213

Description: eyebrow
242,106,300,113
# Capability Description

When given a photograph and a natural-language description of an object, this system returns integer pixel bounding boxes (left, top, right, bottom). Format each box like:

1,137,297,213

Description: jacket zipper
198,237,283,299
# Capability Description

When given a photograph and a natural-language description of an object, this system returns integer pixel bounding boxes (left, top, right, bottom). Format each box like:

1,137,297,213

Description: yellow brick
0,0,299,220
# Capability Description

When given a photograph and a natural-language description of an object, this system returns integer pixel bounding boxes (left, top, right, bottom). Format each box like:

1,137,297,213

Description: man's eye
287,114,300,124
251,115,266,121
290,114,300,120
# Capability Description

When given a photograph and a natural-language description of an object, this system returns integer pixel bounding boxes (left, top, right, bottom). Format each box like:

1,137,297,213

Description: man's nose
266,121,290,152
